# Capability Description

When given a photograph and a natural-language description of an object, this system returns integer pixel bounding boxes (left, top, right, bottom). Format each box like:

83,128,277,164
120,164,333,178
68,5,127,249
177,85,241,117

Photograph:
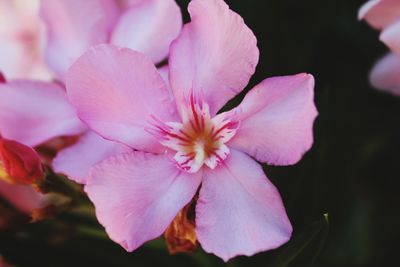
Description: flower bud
164,199,198,254
0,136,44,186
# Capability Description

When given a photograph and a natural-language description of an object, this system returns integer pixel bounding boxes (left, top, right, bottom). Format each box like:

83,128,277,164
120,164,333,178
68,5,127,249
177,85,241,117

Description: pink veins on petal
148,93,239,173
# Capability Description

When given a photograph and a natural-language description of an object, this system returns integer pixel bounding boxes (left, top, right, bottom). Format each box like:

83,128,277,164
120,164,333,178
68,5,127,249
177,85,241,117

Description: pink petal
359,0,400,29
40,0,119,80
196,149,292,262
370,52,400,95
85,151,201,251
157,65,170,86
0,80,86,147
0,180,45,213
117,0,146,8
53,131,131,184
111,0,182,64
229,73,317,166
0,0,51,80
380,19,400,53
169,0,259,115
66,44,178,152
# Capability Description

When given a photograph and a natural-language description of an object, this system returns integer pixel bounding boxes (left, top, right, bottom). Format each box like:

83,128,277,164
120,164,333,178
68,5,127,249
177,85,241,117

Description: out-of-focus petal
117,0,146,9
0,0,51,80
0,81,86,147
53,131,131,184
86,151,201,251
66,44,178,153
229,74,317,166
111,0,182,64
358,0,400,29
370,53,400,95
380,19,400,53
0,180,45,213
169,0,259,115
196,149,292,262
40,0,119,80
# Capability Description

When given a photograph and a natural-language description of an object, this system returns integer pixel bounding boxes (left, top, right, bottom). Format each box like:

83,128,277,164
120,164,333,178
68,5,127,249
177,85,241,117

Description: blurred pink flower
0,0,181,81
0,79,86,147
0,0,51,80
66,0,317,261
40,0,182,81
359,0,400,95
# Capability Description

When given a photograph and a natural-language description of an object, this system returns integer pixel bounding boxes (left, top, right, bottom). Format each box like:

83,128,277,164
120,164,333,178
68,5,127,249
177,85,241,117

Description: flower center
149,95,239,173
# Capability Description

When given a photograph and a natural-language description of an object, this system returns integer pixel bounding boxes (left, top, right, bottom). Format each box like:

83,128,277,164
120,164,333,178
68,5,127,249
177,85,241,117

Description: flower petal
111,0,182,64
66,44,178,152
0,81,86,147
40,0,119,80
370,52,400,95
228,74,317,166
196,149,292,262
0,0,51,80
358,0,400,29
169,0,259,115
157,65,170,87
53,131,131,184
86,151,201,251
380,19,400,53
0,180,45,213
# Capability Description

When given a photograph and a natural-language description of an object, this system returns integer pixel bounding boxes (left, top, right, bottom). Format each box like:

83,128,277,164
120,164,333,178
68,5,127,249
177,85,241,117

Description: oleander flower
66,0,318,261
359,0,400,95
40,0,182,81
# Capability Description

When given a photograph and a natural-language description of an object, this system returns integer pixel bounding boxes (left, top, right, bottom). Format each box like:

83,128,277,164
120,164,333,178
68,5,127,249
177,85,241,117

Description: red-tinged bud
0,136,44,186
164,197,198,254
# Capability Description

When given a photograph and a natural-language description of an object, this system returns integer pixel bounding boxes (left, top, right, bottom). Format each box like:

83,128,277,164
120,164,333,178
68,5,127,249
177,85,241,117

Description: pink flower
40,0,182,81
66,0,317,261
0,0,51,80
359,0,400,95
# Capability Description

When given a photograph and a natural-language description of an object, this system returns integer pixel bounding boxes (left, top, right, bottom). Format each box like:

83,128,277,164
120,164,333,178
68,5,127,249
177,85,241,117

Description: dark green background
1,0,399,266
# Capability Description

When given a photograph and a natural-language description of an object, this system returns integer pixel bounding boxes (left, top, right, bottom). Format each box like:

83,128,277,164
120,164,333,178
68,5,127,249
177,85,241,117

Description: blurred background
1,0,399,266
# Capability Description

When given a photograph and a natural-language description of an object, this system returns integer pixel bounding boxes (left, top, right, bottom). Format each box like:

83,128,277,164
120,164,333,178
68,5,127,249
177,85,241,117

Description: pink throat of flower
148,95,239,173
